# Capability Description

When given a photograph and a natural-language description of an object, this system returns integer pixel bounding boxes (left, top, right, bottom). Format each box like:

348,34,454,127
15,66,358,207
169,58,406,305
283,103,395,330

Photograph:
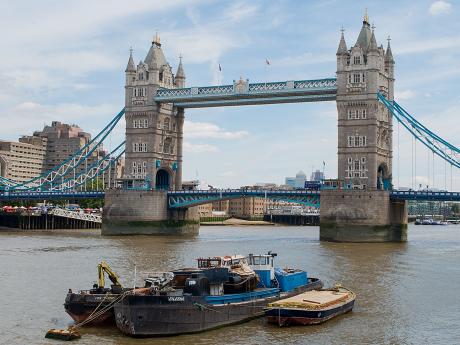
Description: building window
133,143,138,152
138,73,144,80
348,136,354,147
142,143,147,152
345,156,367,179
353,74,361,83
347,135,367,147
133,120,138,128
353,56,361,65
362,109,367,119
143,119,148,128
163,137,172,154
163,117,170,130
348,74,352,83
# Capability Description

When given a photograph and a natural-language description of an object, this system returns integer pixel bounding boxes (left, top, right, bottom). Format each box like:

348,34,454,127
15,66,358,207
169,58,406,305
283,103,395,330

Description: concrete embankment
201,217,274,226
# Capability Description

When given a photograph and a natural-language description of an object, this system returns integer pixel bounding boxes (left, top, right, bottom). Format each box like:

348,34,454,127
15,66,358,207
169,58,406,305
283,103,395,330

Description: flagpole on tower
218,62,222,85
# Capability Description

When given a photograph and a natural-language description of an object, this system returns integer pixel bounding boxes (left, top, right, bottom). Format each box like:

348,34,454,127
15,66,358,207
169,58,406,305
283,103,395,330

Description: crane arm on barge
97,261,123,288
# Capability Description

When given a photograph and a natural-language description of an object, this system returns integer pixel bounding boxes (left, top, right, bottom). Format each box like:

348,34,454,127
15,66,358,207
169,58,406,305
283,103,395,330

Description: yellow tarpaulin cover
268,290,350,310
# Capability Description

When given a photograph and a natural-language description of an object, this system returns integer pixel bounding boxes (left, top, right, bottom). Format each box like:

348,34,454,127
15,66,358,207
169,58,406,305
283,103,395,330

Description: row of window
132,161,147,175
133,143,148,152
347,136,367,147
346,157,367,178
347,109,367,120
347,73,366,84
131,140,175,154
138,72,149,80
133,88,146,97
133,119,148,128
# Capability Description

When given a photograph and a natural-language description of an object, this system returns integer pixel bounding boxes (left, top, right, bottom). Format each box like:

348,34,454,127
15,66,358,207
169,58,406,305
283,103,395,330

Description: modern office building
0,121,124,189
285,170,307,189
32,121,123,189
0,137,47,183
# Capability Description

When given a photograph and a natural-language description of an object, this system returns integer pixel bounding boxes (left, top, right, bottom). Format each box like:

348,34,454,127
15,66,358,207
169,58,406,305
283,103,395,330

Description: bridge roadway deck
154,78,337,108
1,189,459,205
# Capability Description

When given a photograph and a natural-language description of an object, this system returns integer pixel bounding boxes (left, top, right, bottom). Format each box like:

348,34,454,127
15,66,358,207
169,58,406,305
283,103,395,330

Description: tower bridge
2,15,460,241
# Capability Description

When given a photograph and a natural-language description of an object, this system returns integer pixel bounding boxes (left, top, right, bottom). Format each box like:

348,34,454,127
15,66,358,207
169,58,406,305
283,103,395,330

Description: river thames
1,224,459,344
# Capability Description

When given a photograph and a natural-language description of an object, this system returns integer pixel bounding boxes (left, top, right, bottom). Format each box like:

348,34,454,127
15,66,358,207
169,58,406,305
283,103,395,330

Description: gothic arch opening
155,169,170,190
377,163,390,190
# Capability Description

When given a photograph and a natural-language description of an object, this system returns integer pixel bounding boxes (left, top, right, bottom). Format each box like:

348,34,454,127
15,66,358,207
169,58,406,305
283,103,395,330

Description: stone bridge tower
123,34,185,191
336,14,395,190
320,15,407,242
102,35,200,236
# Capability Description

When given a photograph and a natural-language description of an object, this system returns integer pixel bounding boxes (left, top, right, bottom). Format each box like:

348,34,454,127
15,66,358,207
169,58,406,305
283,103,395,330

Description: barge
114,253,322,337
265,285,356,326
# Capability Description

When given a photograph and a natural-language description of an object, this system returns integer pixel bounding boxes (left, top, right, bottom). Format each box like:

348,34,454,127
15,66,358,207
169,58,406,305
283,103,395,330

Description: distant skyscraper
285,170,307,189
310,169,325,181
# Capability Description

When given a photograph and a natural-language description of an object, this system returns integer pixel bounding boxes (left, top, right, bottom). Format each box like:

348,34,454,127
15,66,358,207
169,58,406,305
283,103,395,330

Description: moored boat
114,252,323,337
265,285,355,326
64,261,128,326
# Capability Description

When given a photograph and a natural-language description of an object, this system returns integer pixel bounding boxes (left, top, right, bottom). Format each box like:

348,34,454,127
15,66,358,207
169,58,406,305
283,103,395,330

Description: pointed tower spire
176,55,185,78
356,10,372,49
385,36,394,63
125,47,136,73
175,55,186,87
369,28,378,51
336,27,348,55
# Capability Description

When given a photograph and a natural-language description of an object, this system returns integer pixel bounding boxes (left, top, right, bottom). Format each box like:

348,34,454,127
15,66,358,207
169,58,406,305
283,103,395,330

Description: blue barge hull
114,278,322,337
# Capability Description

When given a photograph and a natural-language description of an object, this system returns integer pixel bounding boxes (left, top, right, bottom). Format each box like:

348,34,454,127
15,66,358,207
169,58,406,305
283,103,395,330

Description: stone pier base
319,190,407,242
102,190,200,235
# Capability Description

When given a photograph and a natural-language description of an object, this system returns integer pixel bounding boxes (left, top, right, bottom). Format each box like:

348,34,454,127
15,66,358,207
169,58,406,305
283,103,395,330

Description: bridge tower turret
122,33,184,191
336,15,394,191
320,14,407,242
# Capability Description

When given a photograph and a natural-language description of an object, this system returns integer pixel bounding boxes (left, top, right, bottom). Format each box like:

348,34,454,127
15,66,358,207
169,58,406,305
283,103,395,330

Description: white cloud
274,52,335,67
184,121,249,140
429,1,452,16
183,142,219,153
225,2,259,23
396,36,460,55
396,89,416,100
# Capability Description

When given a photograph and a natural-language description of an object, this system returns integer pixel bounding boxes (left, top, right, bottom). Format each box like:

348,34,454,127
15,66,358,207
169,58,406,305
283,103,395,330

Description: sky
0,0,459,190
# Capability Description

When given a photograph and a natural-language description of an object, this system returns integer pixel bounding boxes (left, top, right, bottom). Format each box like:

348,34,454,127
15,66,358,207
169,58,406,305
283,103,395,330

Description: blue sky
1,0,459,189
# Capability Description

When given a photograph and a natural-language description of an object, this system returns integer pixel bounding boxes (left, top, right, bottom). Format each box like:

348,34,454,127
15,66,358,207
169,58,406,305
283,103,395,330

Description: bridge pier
319,190,407,242
102,190,199,235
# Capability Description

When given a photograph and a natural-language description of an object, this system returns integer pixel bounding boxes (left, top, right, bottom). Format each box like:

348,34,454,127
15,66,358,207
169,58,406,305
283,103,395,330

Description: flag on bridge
218,63,222,71
265,58,271,65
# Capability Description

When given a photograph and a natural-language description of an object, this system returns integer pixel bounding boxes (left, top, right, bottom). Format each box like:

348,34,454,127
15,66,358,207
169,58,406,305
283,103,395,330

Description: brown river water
1,224,460,344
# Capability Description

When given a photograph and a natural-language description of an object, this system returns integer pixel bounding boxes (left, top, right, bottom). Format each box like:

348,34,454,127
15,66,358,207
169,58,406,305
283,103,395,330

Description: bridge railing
168,189,320,195
155,78,337,100
48,208,102,223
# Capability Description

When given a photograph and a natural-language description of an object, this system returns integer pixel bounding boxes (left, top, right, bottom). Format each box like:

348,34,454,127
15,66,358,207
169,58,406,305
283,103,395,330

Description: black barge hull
64,293,118,326
114,278,322,337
